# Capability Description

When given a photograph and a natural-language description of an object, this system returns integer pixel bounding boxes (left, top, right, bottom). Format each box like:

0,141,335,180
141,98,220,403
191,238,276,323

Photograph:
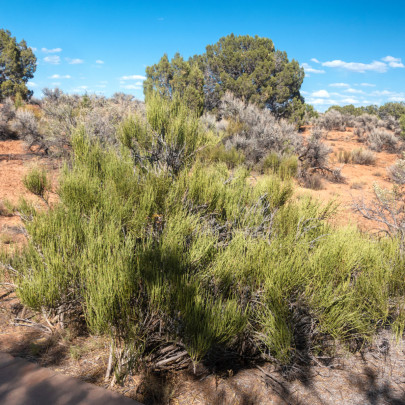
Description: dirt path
0,352,140,404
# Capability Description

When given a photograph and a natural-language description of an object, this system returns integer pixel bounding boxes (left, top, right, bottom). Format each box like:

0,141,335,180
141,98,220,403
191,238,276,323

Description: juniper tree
0,29,36,101
144,34,305,118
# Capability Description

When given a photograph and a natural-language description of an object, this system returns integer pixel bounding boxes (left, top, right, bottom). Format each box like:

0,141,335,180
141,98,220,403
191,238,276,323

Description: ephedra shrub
2,94,405,381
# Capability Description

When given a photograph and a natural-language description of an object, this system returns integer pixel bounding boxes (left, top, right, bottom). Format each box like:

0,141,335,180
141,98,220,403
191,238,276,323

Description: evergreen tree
144,53,204,114
144,34,304,118
0,29,37,101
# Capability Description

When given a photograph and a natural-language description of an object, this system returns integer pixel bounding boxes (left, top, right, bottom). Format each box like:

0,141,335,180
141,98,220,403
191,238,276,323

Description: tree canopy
0,29,36,101
144,34,305,118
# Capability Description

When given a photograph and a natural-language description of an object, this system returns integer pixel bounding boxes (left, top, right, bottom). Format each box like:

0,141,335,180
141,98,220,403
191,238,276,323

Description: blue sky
2,0,404,111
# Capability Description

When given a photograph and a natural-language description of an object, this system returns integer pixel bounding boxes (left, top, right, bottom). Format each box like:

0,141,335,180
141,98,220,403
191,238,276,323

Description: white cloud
389,96,405,102
371,90,405,102
372,90,394,96
306,98,338,106
50,74,71,79
27,81,37,87
359,83,376,87
43,55,60,65
312,90,330,98
121,84,142,90
73,85,88,92
344,88,365,94
329,83,349,88
31,47,37,52
301,63,325,74
96,60,104,64
66,58,84,64
310,58,320,64
322,59,387,73
381,56,405,68
42,47,62,53
341,98,359,104
120,75,147,81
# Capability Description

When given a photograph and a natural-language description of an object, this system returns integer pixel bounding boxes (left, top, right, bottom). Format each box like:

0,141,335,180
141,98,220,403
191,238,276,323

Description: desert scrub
338,149,376,165
198,144,245,168
23,167,49,200
368,128,399,152
351,148,376,165
3,94,405,381
261,153,298,180
388,153,405,185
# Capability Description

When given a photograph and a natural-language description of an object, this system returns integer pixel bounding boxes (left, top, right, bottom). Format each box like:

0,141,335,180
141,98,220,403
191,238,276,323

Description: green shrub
23,167,49,199
279,156,298,180
3,93,405,380
261,152,280,172
198,144,245,168
261,153,298,180
400,115,405,138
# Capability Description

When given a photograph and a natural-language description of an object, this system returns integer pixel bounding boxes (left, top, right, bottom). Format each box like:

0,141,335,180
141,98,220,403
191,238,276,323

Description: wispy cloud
306,98,338,106
31,47,37,52
359,83,376,87
310,58,320,64
43,55,60,65
341,97,360,104
50,74,71,79
120,75,146,81
329,83,349,88
95,60,104,64
121,84,142,90
27,81,37,87
66,58,84,64
42,47,62,53
301,63,325,74
73,85,88,92
312,90,330,98
371,90,405,101
322,59,387,73
344,88,365,94
381,56,404,68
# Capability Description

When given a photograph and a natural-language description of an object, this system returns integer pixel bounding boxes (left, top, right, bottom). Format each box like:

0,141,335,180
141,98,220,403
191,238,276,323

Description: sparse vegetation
388,153,405,185
314,109,347,131
218,92,302,165
351,148,376,165
367,128,399,152
338,148,376,165
23,167,49,201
